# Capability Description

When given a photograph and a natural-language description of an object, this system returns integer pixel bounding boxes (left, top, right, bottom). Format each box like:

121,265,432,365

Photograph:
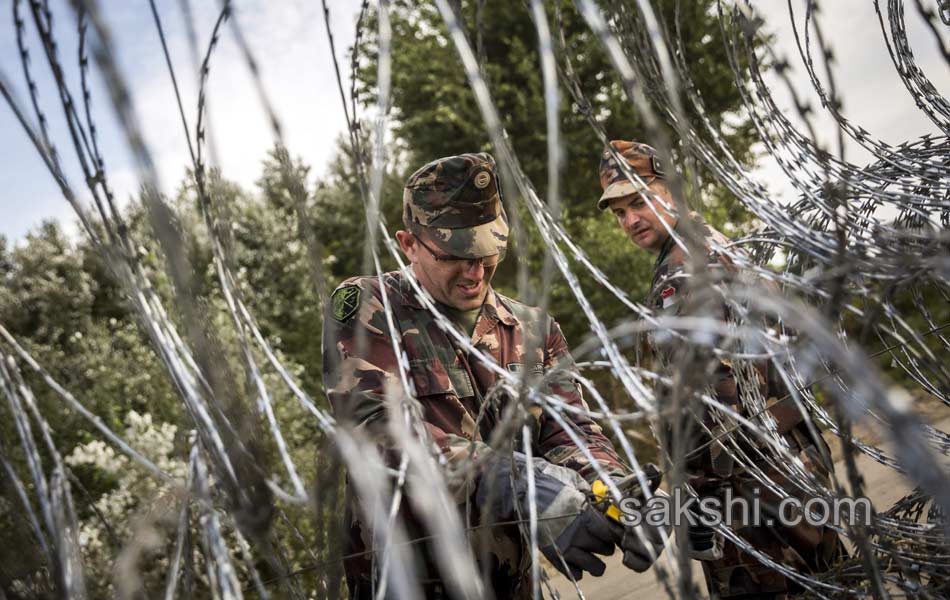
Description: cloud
747,1,948,203
2,1,946,241
1,0,360,241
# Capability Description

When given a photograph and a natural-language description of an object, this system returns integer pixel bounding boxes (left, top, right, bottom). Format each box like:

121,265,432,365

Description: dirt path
547,411,950,599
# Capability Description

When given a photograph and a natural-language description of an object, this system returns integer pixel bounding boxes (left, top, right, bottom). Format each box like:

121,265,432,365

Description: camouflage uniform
325,153,627,599
649,218,844,599
600,141,844,599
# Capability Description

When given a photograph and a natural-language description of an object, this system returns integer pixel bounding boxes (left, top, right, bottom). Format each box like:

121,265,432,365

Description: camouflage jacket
647,216,807,470
323,270,626,593
647,218,843,598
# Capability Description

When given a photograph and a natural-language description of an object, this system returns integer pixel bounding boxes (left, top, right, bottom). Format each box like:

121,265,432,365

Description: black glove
613,502,669,572
476,453,615,580
686,499,723,561
540,506,617,580
590,467,668,572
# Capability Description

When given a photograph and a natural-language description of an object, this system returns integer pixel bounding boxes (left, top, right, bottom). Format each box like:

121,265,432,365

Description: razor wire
1,0,949,598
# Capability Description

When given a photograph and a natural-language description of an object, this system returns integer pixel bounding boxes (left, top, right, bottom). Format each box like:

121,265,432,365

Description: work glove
687,524,724,561
542,505,618,580
476,453,616,580
590,466,669,572
687,502,724,561
613,491,670,572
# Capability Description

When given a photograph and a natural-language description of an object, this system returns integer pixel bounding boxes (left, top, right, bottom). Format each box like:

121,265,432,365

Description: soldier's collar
394,272,515,327
394,271,425,309
480,289,518,327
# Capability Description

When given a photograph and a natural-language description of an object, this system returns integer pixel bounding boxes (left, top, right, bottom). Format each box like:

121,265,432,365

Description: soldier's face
396,230,498,310
606,181,678,252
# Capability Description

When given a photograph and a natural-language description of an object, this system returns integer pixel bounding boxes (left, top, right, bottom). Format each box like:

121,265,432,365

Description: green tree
354,0,765,347
0,158,355,596
356,0,759,214
0,219,184,592
310,135,407,285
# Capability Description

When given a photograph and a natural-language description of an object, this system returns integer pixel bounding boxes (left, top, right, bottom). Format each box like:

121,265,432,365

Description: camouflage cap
597,140,666,210
403,152,509,259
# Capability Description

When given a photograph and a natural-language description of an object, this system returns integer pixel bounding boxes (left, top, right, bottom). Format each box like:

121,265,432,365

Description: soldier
597,140,844,599
323,152,667,599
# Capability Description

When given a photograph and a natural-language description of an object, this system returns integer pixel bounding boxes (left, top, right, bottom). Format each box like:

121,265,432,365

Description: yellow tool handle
591,479,622,523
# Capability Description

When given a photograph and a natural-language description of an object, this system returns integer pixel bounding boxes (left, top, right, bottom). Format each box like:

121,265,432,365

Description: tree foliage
355,0,763,344
0,2,770,596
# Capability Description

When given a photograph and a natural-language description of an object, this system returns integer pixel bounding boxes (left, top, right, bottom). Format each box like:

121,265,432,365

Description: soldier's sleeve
649,259,740,485
535,316,627,483
654,245,805,481
651,250,741,410
322,278,490,465
322,278,398,430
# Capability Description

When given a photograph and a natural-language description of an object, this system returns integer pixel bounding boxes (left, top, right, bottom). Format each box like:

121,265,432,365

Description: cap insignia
473,171,491,189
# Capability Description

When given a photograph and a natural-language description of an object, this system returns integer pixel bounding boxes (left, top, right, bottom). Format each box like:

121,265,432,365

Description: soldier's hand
588,465,668,571
687,522,724,561
611,491,670,572
682,498,724,561
524,460,617,580
540,505,617,580
615,520,669,572
476,454,616,580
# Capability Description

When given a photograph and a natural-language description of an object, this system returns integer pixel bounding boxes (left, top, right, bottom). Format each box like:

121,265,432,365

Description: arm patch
331,285,361,322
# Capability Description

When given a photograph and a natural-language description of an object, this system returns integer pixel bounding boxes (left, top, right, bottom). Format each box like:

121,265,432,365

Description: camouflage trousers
695,424,846,599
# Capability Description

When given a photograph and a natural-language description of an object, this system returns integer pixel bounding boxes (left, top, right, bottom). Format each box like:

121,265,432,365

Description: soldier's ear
395,230,418,263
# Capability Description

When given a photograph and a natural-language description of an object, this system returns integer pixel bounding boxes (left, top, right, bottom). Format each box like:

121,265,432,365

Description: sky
751,1,950,204
0,0,361,242
0,1,947,243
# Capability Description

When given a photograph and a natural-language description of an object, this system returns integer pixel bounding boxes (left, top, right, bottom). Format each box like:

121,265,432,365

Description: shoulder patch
661,286,677,309
331,285,361,322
